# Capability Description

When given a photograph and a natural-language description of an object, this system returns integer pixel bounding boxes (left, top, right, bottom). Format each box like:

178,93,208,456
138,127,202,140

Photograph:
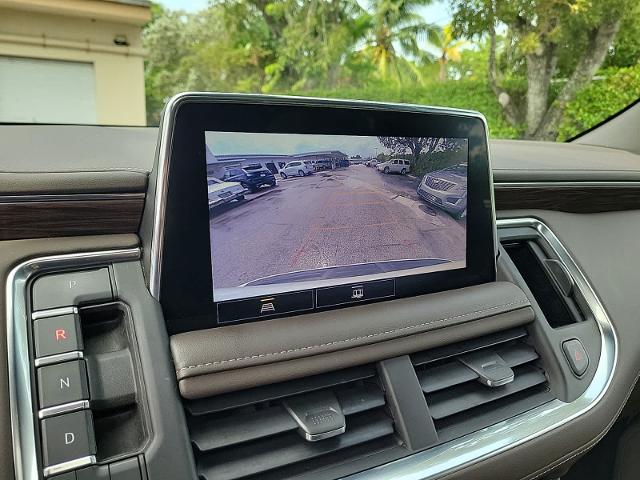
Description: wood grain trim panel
0,196,144,240
494,185,640,213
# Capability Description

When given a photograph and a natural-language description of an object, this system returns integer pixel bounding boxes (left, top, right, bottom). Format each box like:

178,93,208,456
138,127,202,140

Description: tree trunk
532,18,621,140
487,9,520,126
438,57,446,81
524,44,555,138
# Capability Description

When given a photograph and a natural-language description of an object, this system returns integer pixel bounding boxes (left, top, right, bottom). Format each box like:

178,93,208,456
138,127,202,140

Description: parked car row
416,164,467,219
209,164,278,210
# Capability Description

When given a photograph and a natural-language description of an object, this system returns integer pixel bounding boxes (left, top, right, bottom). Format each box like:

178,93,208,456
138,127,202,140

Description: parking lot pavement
210,166,466,289
244,185,280,201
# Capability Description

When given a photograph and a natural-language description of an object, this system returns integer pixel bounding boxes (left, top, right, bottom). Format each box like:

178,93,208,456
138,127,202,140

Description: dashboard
1,95,640,480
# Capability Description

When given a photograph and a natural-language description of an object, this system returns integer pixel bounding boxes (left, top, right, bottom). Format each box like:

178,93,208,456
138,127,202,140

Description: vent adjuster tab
459,351,514,387
284,391,346,442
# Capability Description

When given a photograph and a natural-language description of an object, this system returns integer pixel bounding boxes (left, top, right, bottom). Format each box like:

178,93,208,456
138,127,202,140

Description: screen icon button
317,279,395,308
218,290,314,324
351,286,364,300
260,299,276,314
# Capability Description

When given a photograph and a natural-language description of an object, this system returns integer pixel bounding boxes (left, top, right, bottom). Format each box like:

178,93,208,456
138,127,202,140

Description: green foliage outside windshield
144,0,640,140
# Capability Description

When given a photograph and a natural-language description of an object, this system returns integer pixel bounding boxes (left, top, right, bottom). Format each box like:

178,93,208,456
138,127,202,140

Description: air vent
184,365,398,480
412,327,555,443
501,239,584,327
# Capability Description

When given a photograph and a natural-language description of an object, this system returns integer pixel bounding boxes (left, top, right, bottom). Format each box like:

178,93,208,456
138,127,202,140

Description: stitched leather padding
170,281,533,398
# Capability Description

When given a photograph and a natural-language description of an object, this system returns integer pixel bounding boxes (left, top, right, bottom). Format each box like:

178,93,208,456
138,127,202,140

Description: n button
34,313,82,358
38,360,89,409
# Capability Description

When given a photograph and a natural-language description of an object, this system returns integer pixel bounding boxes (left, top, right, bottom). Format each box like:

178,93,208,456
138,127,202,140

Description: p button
34,313,82,358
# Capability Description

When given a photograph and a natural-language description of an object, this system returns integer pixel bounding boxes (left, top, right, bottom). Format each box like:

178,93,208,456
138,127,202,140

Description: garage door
0,56,97,124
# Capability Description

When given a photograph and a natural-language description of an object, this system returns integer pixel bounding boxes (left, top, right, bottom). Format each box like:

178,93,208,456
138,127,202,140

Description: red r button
34,313,82,358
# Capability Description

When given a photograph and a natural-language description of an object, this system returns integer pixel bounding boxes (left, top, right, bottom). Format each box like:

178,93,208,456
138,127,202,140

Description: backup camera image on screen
206,131,468,302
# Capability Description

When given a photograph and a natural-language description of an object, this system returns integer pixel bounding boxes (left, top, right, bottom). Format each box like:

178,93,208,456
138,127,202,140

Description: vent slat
498,343,539,367
197,411,394,480
412,327,528,366
435,385,554,443
418,342,540,394
418,361,478,393
427,365,547,420
338,384,386,415
191,405,297,452
186,364,376,416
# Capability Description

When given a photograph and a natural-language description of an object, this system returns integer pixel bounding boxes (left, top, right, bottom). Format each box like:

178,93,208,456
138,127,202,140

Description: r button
34,313,82,358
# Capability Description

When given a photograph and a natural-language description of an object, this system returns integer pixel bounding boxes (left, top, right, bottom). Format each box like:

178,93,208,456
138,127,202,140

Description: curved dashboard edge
6,248,141,480
345,217,618,480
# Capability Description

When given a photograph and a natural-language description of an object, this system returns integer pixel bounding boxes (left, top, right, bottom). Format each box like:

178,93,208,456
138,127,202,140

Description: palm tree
361,0,436,82
428,24,466,81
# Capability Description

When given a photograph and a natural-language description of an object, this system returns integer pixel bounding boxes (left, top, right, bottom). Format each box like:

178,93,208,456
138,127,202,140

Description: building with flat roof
0,0,150,125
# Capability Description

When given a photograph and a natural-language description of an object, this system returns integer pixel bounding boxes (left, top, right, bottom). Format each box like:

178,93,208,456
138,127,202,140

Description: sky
205,131,395,158
157,1,452,26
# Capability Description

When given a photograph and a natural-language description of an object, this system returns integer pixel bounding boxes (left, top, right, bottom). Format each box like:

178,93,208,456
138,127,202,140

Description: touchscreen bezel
148,93,497,334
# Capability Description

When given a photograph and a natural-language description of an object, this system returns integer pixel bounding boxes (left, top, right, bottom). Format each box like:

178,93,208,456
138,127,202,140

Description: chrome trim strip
346,218,617,480
35,351,84,368
7,248,140,480
38,400,90,419
494,181,640,188
32,306,78,320
43,455,96,477
147,92,498,300
0,193,145,204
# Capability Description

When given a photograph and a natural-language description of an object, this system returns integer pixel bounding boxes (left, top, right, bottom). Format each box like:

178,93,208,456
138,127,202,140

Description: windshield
1,0,638,142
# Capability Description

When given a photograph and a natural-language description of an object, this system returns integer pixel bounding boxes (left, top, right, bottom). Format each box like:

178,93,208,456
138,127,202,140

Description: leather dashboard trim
170,281,532,398
178,308,533,399
0,171,148,195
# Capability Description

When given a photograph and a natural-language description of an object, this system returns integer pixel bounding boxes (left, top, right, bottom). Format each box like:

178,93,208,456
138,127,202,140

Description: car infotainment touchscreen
151,94,496,332
206,131,469,303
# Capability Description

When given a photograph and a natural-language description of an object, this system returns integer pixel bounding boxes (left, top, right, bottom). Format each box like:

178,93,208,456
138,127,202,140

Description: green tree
260,0,368,91
604,2,640,68
452,0,633,140
427,24,466,81
360,0,437,83
143,6,196,124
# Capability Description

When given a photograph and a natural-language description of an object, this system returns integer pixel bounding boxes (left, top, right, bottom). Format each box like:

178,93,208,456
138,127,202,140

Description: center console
6,94,617,480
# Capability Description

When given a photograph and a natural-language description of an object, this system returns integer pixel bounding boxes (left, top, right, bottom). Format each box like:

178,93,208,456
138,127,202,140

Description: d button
41,410,96,467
